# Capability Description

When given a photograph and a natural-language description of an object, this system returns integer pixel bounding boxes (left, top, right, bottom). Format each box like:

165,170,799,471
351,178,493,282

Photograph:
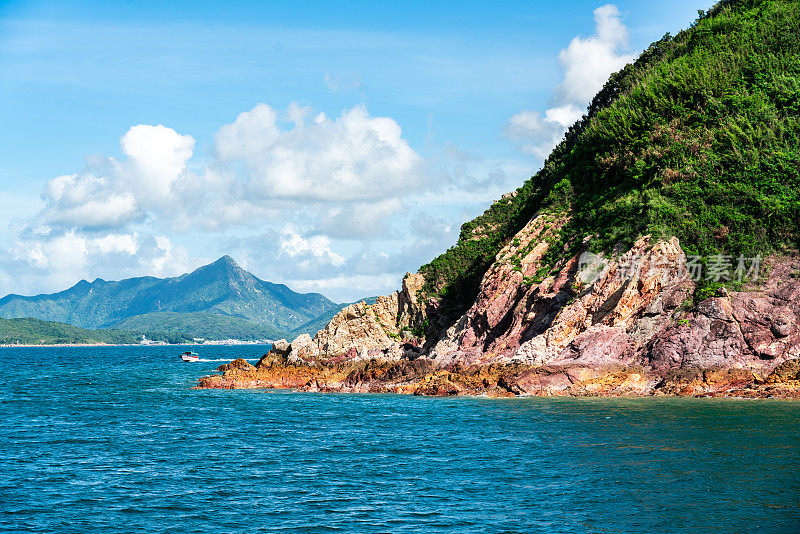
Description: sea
1,345,798,533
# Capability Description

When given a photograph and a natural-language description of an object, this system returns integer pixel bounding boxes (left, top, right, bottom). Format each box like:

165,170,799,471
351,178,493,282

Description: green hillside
421,0,800,319
0,318,186,345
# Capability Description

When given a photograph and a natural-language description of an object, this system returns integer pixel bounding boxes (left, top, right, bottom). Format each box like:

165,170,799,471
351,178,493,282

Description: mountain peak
194,255,252,286
211,255,241,270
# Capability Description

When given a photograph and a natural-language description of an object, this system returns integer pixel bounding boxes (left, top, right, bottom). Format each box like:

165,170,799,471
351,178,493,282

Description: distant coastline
0,343,125,348
0,341,274,348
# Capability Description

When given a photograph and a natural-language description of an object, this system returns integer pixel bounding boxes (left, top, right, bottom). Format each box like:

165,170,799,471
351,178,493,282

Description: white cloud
279,225,345,267
36,123,194,231
14,230,88,271
12,230,142,272
120,124,195,202
216,103,423,202
142,235,192,277
1,229,194,296
545,105,584,128
215,104,280,162
92,233,139,255
557,4,632,104
42,173,139,228
505,4,636,158
26,102,481,241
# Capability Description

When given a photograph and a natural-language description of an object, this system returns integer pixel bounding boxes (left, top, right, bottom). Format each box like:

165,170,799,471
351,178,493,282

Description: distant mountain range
0,256,342,341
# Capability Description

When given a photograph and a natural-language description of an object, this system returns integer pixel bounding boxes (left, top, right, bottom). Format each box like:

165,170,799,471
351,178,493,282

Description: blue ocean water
1,345,799,533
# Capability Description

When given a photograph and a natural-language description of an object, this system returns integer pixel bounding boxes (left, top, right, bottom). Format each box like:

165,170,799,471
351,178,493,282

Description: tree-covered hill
112,312,283,341
420,0,800,320
0,318,184,345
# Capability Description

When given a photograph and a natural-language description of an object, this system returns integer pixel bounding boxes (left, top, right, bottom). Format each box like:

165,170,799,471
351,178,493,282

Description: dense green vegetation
0,311,294,346
0,318,187,345
420,0,800,320
113,312,283,341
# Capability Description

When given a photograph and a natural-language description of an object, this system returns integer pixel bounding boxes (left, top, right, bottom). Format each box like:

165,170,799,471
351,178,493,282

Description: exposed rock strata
196,215,800,398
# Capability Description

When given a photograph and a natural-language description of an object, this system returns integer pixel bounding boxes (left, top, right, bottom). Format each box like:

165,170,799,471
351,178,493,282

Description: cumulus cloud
142,235,192,277
12,230,140,272
26,103,466,242
505,4,636,158
37,123,195,231
121,124,195,202
216,103,423,202
214,104,280,162
19,230,89,272
91,232,139,255
557,4,632,104
41,173,139,229
279,225,345,267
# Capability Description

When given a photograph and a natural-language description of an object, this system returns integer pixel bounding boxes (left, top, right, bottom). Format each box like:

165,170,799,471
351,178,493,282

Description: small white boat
180,351,199,362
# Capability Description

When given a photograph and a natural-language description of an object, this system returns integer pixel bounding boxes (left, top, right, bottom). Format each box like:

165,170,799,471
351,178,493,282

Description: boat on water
180,351,199,362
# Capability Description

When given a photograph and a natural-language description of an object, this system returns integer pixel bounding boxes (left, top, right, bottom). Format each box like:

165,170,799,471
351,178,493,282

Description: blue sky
0,0,708,301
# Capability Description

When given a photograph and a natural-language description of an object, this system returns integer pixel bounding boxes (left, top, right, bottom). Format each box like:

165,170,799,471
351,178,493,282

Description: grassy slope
420,0,800,320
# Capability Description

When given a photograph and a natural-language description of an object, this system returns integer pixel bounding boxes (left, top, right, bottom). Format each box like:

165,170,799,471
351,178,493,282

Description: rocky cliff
197,228,800,397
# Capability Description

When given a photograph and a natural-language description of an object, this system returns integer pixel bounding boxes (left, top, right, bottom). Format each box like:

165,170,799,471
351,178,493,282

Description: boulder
766,359,800,384
216,358,255,373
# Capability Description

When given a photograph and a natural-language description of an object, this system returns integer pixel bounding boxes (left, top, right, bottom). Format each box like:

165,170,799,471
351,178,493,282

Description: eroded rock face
285,272,427,366
216,358,255,373
256,343,290,369
512,236,694,366
429,213,568,366
429,231,695,371
290,293,403,364
648,297,748,371
766,359,800,384
649,256,800,376
728,260,800,361
552,326,633,367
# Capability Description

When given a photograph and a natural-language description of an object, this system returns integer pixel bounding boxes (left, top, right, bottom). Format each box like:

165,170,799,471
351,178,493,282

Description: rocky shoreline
195,350,800,399
196,224,800,398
